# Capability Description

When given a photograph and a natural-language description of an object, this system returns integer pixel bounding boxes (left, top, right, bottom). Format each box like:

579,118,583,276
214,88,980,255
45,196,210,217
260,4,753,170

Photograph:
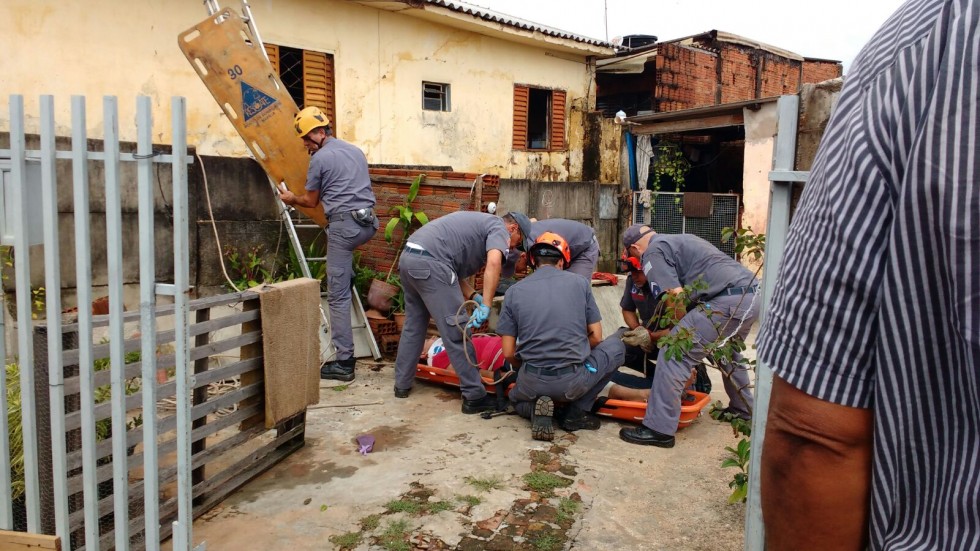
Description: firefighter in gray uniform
392,211,525,414
618,224,758,448
504,213,600,280
280,106,378,382
498,232,626,441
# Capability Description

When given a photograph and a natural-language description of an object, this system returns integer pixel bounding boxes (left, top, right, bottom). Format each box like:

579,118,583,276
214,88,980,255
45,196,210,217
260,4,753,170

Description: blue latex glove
468,304,490,329
471,293,484,305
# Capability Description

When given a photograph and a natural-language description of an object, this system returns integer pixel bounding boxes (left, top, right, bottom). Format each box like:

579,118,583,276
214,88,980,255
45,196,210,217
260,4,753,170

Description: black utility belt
328,208,375,226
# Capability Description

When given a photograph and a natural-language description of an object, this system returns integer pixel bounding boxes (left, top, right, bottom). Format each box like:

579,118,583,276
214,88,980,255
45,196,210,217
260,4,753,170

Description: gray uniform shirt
497,266,601,369
304,137,375,217
641,234,754,302
531,219,595,258
408,211,510,278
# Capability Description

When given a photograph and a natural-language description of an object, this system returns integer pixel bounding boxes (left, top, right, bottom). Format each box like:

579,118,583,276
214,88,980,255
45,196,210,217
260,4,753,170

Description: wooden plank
551,89,567,151
633,112,744,135
513,85,529,150
0,531,61,550
178,9,326,226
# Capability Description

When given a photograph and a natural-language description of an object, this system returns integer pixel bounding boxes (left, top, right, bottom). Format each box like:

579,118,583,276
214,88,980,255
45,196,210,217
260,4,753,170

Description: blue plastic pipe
625,130,638,191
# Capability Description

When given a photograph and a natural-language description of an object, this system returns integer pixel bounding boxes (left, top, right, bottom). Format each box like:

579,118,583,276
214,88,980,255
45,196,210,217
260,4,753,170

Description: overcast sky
471,0,908,70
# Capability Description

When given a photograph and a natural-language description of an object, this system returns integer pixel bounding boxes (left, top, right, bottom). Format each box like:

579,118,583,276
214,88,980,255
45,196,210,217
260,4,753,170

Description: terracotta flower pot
367,278,399,314
393,312,407,332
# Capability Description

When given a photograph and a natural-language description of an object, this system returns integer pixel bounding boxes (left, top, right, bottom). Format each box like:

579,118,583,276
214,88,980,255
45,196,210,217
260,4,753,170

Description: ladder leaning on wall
188,0,381,360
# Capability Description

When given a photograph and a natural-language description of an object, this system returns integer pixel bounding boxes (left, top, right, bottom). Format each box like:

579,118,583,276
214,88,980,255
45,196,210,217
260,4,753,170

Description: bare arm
587,321,602,348
501,335,521,369
762,375,873,551
622,310,640,330
280,187,320,209
481,249,504,300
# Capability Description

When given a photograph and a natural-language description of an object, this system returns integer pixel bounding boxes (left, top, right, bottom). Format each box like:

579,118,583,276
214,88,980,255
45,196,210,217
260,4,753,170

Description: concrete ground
189,348,753,550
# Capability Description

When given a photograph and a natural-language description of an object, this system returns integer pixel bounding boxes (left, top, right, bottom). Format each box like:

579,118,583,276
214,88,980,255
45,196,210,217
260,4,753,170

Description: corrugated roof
421,0,614,48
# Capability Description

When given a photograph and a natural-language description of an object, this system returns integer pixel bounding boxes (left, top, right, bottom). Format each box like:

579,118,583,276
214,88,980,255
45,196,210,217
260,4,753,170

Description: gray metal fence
1,95,195,550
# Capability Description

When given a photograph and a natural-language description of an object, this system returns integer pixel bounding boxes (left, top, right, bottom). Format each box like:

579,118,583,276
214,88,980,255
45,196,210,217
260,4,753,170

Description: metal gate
0,95,197,550
632,191,741,258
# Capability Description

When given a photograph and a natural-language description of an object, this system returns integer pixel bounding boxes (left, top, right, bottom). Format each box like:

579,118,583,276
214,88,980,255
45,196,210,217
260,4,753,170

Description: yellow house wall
1,0,597,180
741,102,778,275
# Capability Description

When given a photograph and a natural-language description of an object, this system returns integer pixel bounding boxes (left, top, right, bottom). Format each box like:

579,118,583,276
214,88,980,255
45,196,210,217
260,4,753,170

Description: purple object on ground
356,434,375,455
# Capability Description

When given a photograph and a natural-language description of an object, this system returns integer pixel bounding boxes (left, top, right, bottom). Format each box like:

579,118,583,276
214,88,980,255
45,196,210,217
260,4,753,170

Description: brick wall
360,168,500,277
655,43,718,111
802,60,843,84
653,42,843,112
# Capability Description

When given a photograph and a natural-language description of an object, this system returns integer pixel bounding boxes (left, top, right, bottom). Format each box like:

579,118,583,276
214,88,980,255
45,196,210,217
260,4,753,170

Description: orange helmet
528,231,572,268
616,249,642,273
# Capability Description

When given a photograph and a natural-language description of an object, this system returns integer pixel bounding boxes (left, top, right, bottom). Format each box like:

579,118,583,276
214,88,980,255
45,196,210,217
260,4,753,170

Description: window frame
265,42,337,133
512,84,566,152
422,81,451,112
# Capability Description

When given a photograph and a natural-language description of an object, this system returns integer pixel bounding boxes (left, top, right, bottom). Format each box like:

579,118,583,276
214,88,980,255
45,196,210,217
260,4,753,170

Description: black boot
531,396,555,442
461,393,497,414
557,406,601,432
619,425,675,448
320,357,355,382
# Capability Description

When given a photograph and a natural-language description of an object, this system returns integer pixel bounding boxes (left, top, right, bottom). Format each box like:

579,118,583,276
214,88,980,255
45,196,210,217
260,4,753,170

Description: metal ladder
206,0,381,361
278,199,382,360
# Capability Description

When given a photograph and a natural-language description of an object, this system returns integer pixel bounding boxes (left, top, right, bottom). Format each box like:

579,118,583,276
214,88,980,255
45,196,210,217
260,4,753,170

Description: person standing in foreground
758,1,980,548
391,211,525,414
618,225,758,448
498,233,625,441
279,106,378,382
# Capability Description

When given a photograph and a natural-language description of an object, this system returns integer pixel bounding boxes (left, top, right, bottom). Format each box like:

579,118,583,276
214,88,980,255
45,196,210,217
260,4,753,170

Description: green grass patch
464,475,503,493
531,532,563,551
384,499,423,515
330,384,349,392
556,497,580,523
428,500,454,514
456,494,482,507
328,532,362,550
522,472,573,495
360,514,381,531
378,519,411,551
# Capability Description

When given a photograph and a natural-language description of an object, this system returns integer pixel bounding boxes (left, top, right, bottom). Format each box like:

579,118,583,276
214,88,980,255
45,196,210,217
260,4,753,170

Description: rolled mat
244,278,321,428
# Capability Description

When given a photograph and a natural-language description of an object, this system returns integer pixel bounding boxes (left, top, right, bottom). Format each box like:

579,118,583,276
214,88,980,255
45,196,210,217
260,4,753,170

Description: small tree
383,174,430,282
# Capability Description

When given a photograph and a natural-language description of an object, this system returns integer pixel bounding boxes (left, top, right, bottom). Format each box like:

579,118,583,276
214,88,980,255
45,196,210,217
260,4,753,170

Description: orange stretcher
593,391,711,430
415,344,711,430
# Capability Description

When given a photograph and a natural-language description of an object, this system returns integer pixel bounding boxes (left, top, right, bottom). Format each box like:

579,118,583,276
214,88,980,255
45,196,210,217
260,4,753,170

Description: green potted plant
367,174,429,313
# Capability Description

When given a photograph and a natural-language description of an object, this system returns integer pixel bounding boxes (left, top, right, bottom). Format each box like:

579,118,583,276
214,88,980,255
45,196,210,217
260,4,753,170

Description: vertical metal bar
191,308,209,497
137,96,161,551
0,155,12,531
10,95,42,532
39,95,71,544
744,94,800,550
171,97,193,551
103,95,130,550
72,95,100,551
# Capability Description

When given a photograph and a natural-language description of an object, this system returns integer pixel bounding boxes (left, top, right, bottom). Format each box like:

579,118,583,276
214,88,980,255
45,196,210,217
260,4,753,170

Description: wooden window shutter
512,85,529,151
302,50,337,132
550,89,566,151
264,43,279,75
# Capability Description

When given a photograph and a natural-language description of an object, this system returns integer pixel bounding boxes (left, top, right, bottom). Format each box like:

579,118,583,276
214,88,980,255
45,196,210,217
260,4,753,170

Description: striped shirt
757,0,980,548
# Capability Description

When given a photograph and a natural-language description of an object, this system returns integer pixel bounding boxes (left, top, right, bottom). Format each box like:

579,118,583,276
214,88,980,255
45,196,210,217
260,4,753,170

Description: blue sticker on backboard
241,80,279,123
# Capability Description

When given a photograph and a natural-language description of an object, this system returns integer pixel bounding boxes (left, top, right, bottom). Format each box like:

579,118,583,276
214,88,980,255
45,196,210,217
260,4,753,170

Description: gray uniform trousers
642,293,758,435
393,253,488,400
509,333,626,418
566,236,600,279
326,217,377,360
